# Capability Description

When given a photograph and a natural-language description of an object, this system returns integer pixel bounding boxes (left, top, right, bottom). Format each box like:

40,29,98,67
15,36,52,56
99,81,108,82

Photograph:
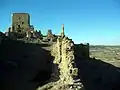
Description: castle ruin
5,13,58,44
4,13,89,90
5,13,89,58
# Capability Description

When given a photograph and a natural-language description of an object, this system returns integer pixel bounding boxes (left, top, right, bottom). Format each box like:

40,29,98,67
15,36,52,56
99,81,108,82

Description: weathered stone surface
12,13,30,32
37,36,84,90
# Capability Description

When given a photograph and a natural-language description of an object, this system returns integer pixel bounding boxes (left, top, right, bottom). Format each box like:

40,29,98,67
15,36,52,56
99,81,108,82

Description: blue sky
0,0,120,45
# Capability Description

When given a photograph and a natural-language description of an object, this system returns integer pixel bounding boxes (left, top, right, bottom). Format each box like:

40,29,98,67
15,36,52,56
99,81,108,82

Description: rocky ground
90,45,120,67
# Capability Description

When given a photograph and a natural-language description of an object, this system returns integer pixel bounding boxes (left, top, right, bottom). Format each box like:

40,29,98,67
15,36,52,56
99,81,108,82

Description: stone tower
12,13,30,33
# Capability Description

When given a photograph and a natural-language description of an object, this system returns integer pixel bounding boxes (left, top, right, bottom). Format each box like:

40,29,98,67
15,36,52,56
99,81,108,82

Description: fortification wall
74,43,89,59
37,37,84,90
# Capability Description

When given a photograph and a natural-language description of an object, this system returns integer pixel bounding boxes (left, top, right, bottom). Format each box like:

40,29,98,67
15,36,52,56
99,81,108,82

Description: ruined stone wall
50,37,77,83
74,43,89,59
37,36,84,90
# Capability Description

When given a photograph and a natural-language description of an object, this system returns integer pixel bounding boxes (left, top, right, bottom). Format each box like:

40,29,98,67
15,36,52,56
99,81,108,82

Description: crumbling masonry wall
37,36,84,90
51,37,77,83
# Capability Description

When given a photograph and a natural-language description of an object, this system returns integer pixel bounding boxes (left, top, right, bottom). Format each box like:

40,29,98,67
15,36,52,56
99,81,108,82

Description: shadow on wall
74,44,89,59
0,37,54,90
75,54,120,90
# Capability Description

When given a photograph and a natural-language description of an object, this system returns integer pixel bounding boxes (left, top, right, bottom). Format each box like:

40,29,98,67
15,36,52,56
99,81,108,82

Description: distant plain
90,45,120,67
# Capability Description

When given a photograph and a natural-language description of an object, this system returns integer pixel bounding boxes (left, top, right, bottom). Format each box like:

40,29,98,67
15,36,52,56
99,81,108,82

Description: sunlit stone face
12,13,30,32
